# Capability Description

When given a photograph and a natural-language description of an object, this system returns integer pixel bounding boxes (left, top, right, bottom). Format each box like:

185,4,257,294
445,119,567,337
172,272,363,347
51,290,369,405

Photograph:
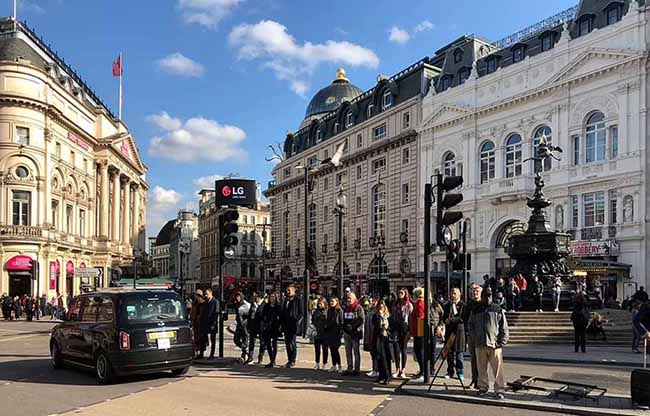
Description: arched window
443,152,457,177
458,68,470,84
505,134,522,178
480,141,495,184
533,126,552,172
372,184,386,238
440,75,452,91
454,49,463,63
586,112,606,163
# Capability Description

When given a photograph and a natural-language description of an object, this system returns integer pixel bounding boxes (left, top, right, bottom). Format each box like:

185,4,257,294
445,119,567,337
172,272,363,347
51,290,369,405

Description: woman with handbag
391,288,413,379
325,297,344,372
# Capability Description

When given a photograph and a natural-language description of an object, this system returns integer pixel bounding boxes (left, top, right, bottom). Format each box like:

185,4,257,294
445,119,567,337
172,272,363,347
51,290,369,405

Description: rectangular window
571,195,579,228
609,190,617,224
243,215,248,224
578,19,591,37
610,125,618,159
346,112,353,127
336,172,345,187
586,122,606,163
55,142,62,158
382,91,393,110
583,191,605,227
356,165,362,179
51,200,59,228
512,47,524,63
12,191,30,226
284,167,292,179
356,196,362,215
402,112,410,129
323,206,328,222
324,149,329,160
541,35,553,52
66,205,73,233
402,148,410,164
401,219,409,235
83,158,88,173
372,157,386,174
80,209,86,237
486,58,497,74
324,177,329,190
373,124,387,141
402,183,410,204
334,122,340,134
316,129,322,143
16,126,29,145
573,136,580,165
357,134,363,149
70,150,76,166
607,7,621,25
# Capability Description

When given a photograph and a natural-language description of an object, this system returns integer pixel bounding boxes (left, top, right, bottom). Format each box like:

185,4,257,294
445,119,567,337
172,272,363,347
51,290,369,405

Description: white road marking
0,333,48,343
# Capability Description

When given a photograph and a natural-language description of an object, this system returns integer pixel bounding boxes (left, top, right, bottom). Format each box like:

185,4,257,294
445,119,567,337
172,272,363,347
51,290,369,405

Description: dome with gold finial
302,68,363,126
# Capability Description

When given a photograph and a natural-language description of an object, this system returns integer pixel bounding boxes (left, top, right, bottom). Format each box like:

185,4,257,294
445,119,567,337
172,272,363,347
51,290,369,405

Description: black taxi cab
50,288,193,384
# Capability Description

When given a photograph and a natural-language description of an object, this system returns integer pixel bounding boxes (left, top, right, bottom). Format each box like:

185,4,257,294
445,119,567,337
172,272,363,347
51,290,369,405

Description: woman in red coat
409,288,426,380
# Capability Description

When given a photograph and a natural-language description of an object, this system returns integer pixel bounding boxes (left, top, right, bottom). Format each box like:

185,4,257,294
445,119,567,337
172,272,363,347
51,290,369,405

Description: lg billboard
215,179,257,208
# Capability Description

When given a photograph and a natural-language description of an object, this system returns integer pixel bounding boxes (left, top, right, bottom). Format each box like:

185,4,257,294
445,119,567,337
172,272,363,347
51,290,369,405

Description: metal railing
492,5,578,51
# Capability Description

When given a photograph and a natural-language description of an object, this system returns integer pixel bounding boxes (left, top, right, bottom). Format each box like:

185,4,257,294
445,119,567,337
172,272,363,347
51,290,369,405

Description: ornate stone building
0,19,147,299
418,0,647,301
265,65,436,296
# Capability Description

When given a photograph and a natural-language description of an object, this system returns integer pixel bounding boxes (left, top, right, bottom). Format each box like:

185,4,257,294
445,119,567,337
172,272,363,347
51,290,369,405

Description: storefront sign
6,255,33,271
66,261,74,274
49,261,57,290
67,131,90,150
570,240,619,257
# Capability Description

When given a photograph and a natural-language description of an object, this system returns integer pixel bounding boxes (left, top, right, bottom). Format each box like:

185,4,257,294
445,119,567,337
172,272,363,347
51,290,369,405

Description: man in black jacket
202,288,219,360
281,285,303,368
463,283,483,389
247,293,265,364
531,275,544,313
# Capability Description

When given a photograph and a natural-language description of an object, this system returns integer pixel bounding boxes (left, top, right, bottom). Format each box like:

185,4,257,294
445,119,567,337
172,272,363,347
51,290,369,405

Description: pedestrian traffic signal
436,174,464,247
221,209,239,251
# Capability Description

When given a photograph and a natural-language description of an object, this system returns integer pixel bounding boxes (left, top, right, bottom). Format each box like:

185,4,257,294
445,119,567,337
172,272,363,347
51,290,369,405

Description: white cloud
228,20,379,95
193,175,224,189
147,112,246,162
147,185,184,235
388,26,410,44
414,20,435,33
178,0,243,28
157,53,205,78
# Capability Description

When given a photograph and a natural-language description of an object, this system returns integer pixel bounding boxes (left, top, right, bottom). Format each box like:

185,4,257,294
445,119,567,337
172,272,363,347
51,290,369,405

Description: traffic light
436,173,464,247
222,209,239,253
447,239,461,264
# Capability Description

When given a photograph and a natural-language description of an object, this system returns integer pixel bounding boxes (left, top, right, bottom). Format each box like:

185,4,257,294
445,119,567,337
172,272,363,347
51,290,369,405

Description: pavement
0,319,645,416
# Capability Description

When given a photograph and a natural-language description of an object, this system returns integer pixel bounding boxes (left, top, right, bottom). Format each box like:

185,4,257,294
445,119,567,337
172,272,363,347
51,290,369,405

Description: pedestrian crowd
190,283,511,398
1,292,67,321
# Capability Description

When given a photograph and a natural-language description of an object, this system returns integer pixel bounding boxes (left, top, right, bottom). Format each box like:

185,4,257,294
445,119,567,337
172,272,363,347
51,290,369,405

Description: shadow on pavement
0,358,189,386
195,362,398,397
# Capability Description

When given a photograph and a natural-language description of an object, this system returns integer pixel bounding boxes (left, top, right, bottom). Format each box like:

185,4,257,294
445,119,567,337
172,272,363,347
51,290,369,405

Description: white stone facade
417,5,649,301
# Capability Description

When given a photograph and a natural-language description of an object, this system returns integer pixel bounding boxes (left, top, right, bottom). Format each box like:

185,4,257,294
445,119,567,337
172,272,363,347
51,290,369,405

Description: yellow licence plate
147,331,176,341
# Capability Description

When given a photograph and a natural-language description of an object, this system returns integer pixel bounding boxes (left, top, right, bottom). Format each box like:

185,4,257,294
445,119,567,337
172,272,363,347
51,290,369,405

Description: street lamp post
132,247,141,289
368,234,385,295
179,240,190,298
334,186,347,299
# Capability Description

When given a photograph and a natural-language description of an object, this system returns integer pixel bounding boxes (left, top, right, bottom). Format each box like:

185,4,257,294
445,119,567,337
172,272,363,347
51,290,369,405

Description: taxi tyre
95,350,115,385
171,366,190,376
50,340,64,370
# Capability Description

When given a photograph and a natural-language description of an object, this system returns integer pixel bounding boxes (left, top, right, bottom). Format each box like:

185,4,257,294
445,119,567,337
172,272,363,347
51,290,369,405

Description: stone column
122,177,131,247
111,170,121,242
99,162,110,238
132,185,140,246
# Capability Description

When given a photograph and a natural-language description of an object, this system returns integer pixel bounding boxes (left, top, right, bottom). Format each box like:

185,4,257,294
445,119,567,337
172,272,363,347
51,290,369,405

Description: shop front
65,261,74,297
6,255,36,297
569,240,630,302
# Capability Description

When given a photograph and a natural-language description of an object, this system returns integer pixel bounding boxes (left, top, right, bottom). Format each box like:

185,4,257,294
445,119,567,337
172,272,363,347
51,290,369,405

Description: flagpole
118,52,123,120
13,0,17,31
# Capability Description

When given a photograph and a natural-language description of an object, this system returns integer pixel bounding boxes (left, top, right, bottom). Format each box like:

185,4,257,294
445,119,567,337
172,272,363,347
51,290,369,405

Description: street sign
76,267,101,284
224,248,235,259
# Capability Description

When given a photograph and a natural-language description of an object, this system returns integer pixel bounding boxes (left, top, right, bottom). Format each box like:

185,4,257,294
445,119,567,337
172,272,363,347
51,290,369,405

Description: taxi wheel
51,341,64,370
171,366,189,376
95,351,114,385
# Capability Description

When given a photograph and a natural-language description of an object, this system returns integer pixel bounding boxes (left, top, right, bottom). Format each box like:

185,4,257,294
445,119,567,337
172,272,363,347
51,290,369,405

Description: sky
11,0,577,236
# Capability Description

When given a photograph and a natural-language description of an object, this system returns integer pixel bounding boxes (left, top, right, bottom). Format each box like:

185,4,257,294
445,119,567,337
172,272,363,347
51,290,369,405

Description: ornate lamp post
369,233,386,295
334,186,347,299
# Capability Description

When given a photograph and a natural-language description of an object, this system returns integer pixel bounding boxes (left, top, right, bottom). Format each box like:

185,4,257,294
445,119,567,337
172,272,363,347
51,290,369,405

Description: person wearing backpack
571,293,590,353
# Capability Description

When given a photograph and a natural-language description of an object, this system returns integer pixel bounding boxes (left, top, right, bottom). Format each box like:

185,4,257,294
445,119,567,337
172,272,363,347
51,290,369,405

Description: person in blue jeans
443,288,466,380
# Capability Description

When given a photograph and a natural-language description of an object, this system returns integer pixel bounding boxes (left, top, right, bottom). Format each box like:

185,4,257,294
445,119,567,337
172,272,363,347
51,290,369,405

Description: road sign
224,248,235,259
76,267,101,280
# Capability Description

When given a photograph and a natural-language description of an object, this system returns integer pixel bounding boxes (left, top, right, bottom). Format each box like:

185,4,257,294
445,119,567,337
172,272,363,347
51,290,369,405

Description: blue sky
13,0,576,235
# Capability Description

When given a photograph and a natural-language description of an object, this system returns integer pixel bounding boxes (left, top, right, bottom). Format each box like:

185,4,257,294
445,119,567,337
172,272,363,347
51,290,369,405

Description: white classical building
418,0,648,301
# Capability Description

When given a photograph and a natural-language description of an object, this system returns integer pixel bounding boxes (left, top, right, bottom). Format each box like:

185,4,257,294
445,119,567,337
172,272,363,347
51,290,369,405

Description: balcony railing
480,175,535,199
0,225,44,238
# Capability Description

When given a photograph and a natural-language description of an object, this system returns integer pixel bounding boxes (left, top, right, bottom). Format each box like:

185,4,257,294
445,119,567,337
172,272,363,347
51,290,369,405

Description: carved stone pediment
422,104,473,129
546,49,642,86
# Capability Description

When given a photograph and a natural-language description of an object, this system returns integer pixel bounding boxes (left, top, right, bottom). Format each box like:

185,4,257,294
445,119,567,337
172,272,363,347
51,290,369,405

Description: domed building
267,59,436,297
300,68,364,129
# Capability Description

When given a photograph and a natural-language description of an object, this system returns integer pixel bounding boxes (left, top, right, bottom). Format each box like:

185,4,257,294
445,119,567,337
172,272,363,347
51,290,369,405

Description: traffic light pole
218,211,225,359
423,182,433,385
462,222,468,302
303,167,310,337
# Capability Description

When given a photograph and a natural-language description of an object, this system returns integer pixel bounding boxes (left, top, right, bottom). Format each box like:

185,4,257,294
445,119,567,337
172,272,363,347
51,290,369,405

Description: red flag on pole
112,55,122,77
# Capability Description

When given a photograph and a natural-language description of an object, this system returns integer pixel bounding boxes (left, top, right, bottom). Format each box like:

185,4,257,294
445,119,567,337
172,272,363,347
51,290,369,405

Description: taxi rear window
122,293,186,322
